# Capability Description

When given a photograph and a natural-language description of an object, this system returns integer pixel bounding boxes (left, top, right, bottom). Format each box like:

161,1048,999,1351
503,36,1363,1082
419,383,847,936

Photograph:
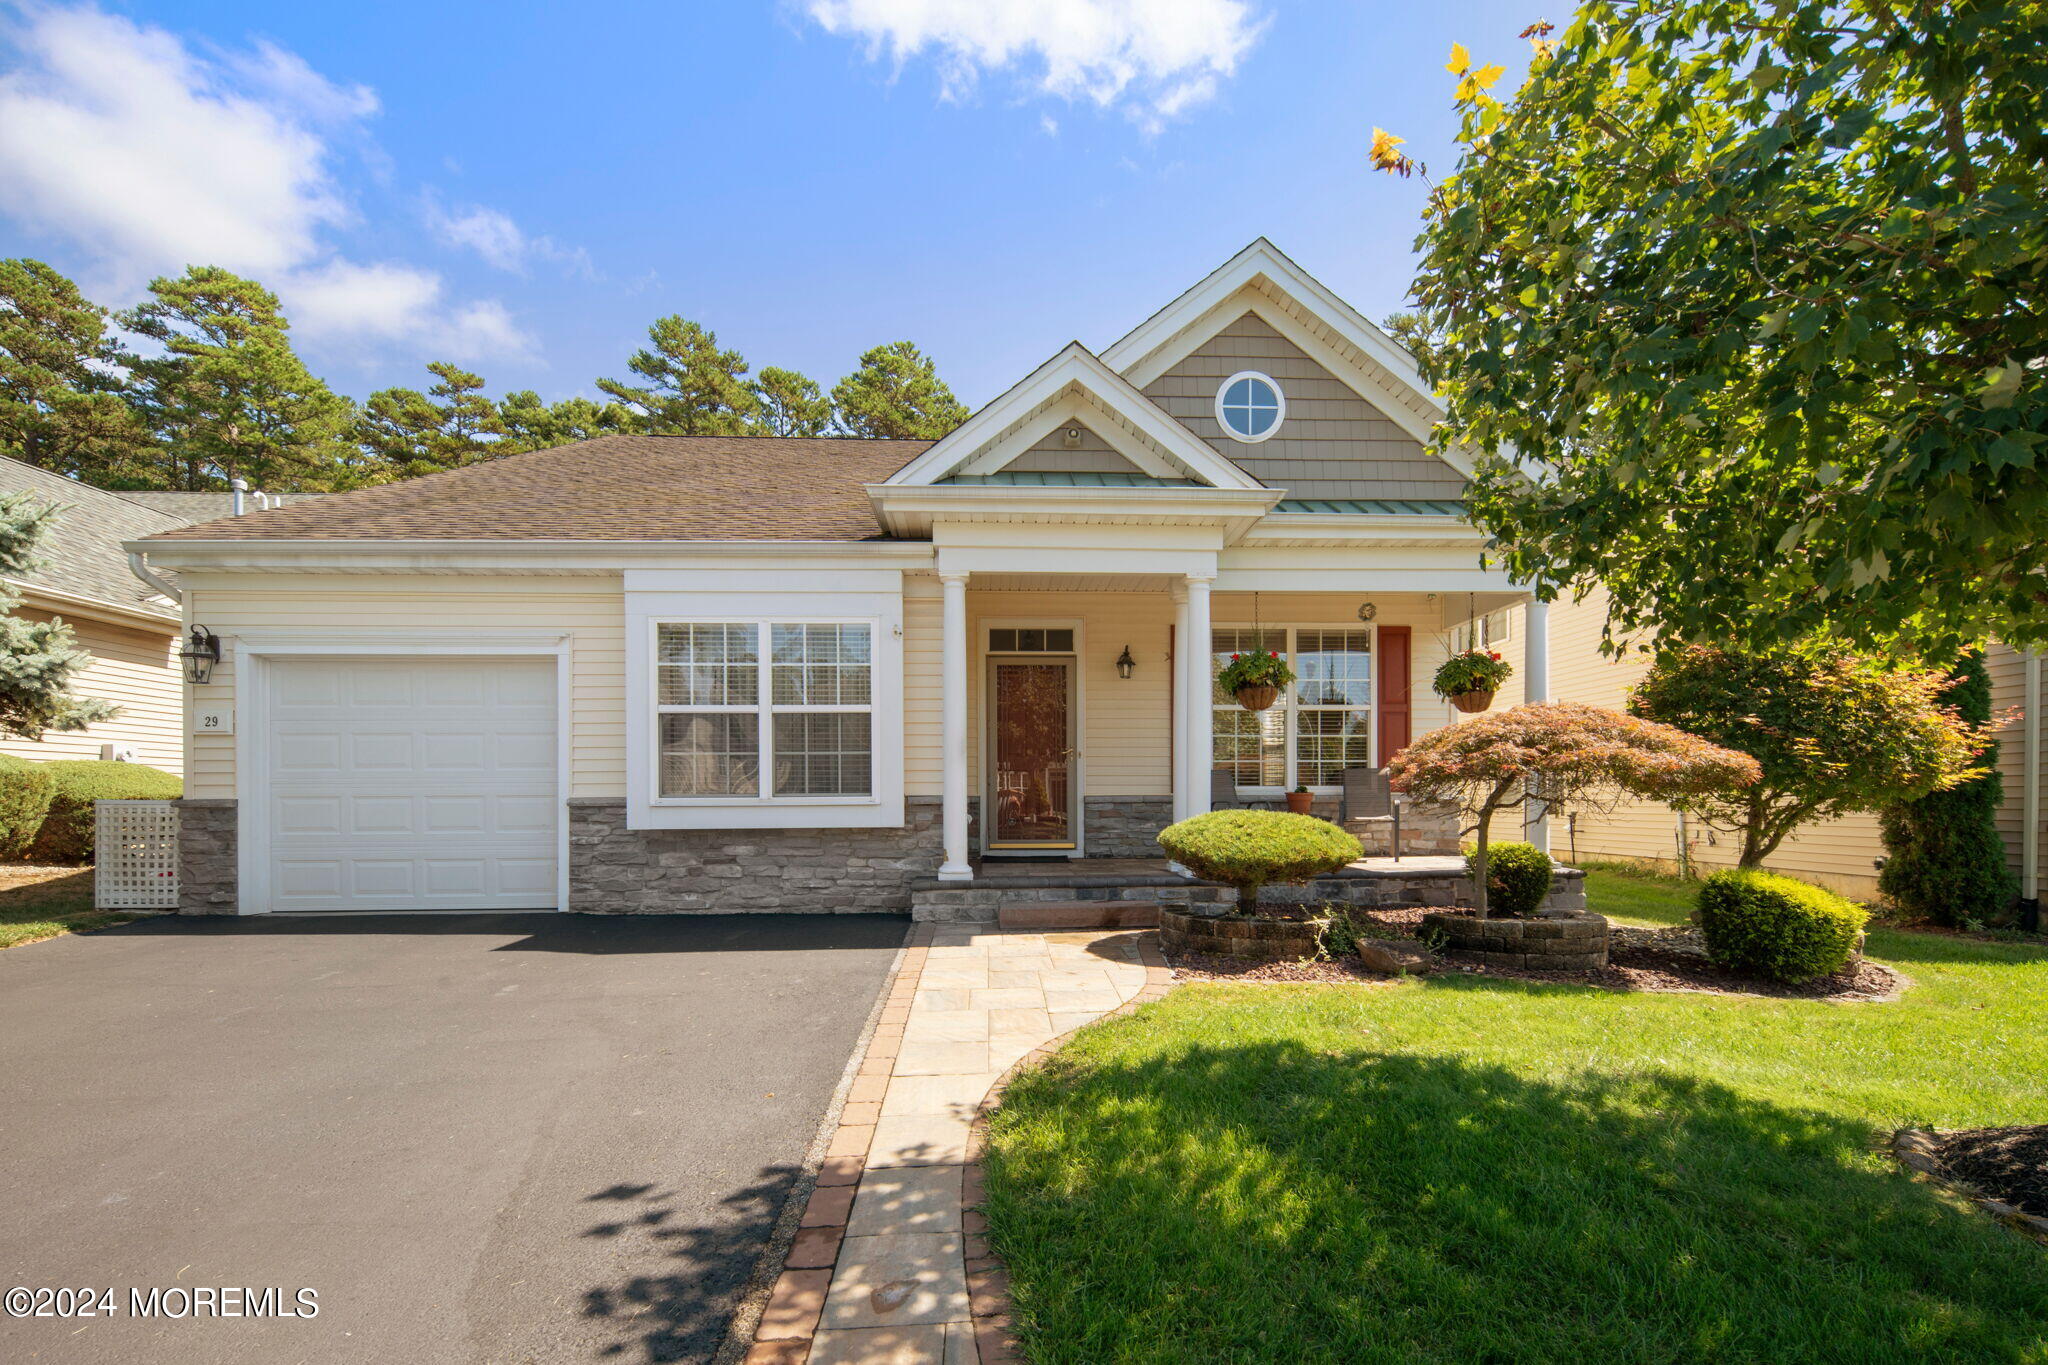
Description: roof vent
1061,426,1084,449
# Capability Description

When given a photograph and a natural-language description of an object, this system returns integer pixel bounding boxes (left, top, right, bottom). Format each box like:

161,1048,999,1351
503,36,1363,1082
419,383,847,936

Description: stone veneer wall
176,798,237,914
569,797,964,914
1082,797,1174,858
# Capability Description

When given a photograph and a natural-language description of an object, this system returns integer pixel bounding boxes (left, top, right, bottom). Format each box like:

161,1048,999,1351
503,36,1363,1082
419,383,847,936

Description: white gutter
125,552,182,606
17,572,179,626
2025,650,2041,915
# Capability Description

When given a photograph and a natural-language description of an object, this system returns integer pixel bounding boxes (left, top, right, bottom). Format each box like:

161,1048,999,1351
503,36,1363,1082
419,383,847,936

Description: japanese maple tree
1390,702,1759,914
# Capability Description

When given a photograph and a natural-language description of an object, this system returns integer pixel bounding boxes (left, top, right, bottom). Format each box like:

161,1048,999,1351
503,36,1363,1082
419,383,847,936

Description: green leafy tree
1878,652,2017,925
753,365,834,436
598,316,759,435
121,267,353,490
0,494,115,738
1382,6,2048,657
831,341,969,439
1629,645,1984,868
1390,702,1759,914
1380,311,1442,371
0,259,144,483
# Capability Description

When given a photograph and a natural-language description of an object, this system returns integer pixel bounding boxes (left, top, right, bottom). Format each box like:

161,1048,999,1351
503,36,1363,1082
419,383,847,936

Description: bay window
1211,626,1374,790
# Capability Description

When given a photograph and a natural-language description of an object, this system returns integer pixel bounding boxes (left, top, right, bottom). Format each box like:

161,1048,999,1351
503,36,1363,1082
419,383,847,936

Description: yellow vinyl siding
0,608,183,775
1983,643,2037,886
178,574,625,799
1549,585,1892,897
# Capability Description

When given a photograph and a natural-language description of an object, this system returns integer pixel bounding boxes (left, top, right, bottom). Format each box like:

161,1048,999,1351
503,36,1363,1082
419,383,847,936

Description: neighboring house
129,240,1548,916
1548,586,2044,908
0,457,187,774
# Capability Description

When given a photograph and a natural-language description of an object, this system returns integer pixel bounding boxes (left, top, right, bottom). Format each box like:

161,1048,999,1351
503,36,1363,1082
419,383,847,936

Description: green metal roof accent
1273,498,1467,516
936,471,1202,488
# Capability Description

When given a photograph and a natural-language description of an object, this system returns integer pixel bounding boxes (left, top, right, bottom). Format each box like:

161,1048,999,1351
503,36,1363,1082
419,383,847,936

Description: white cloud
806,0,1265,130
286,260,537,363
423,194,595,279
0,4,533,361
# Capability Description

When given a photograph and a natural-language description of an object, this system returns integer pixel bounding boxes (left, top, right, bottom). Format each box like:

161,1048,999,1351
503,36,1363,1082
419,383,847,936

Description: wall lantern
180,626,221,684
1115,645,1137,680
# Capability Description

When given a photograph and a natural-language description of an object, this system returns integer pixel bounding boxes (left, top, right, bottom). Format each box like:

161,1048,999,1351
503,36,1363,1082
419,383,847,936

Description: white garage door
264,657,558,912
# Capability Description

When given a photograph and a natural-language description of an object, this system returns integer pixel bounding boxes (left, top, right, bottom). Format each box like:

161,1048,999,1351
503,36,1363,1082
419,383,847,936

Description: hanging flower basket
1218,650,1294,712
1434,649,1513,713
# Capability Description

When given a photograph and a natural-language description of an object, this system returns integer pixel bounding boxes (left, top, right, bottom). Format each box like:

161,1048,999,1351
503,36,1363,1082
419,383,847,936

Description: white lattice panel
95,800,180,909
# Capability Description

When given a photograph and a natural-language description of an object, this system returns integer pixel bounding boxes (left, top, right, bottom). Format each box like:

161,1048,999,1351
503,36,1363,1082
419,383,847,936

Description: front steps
996,901,1163,930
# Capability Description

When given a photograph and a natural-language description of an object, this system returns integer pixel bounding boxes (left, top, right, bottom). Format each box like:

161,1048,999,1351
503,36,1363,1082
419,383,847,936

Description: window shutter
1377,626,1411,762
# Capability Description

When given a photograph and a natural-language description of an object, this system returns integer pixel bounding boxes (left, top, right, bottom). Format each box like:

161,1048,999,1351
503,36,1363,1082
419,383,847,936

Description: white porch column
1170,581,1190,824
1523,595,1551,853
938,570,973,881
1183,574,1214,818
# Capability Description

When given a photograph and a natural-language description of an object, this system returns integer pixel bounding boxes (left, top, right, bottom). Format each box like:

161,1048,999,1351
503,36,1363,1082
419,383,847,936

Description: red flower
1231,653,1241,660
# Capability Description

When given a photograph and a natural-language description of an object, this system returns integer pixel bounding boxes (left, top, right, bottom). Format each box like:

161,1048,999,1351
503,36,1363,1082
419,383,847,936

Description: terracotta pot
1449,688,1496,714
1285,790,1314,814
1235,684,1279,712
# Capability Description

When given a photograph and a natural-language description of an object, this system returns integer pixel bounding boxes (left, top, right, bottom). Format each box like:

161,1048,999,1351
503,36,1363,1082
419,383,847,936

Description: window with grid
1211,626,1374,790
656,622,873,799
1211,628,1287,787
1294,629,1373,786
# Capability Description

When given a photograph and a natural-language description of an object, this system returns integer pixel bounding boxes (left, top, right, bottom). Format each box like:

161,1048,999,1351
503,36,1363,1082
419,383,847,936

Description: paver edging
1893,1127,2048,1245
734,923,930,1365
959,930,1174,1363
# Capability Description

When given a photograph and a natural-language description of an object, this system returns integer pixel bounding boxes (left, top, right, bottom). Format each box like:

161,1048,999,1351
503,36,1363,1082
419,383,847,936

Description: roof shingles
145,436,933,543
0,457,183,617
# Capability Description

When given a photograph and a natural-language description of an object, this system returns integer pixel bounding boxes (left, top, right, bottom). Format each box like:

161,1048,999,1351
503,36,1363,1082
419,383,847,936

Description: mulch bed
1165,906,1906,1002
1936,1126,2048,1220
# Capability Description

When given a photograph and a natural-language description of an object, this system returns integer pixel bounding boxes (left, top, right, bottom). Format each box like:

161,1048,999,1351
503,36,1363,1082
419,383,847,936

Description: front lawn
0,865,138,949
983,868,2048,1363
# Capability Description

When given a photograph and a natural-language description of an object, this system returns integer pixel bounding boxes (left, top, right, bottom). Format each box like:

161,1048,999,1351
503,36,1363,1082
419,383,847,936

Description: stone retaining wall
1159,907,1327,961
1421,909,1610,970
175,798,236,915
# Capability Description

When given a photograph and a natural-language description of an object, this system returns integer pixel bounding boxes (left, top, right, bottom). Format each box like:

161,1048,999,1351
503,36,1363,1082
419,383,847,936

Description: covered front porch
914,558,1552,883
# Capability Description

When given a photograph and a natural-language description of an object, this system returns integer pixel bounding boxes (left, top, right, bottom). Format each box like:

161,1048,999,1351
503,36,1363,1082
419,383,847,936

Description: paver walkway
748,923,1166,1364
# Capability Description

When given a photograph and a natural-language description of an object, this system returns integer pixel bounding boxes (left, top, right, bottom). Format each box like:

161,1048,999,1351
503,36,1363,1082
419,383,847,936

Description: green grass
983,867,2048,1363
0,867,138,949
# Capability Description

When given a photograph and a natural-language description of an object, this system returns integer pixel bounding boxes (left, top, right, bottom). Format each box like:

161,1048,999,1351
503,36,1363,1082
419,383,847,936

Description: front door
987,657,1077,850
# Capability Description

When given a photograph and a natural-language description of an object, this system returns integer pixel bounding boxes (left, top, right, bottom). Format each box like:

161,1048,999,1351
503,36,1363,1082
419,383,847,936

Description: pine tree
597,316,759,435
496,391,630,451
753,366,833,436
353,362,510,479
0,493,115,738
1878,652,2017,925
120,267,354,490
830,341,968,439
0,259,145,482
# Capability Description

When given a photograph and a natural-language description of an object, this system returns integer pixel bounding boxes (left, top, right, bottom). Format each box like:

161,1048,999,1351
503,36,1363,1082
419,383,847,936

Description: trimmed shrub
1879,652,2016,926
1157,810,1362,915
28,760,181,864
0,754,55,858
1696,869,1869,984
1469,841,1553,917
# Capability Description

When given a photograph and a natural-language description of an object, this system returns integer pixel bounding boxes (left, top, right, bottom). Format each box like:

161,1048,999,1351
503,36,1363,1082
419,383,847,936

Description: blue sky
0,1,1539,407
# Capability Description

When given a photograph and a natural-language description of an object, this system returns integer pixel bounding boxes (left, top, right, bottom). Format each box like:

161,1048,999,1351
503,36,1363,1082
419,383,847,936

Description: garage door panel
264,657,557,912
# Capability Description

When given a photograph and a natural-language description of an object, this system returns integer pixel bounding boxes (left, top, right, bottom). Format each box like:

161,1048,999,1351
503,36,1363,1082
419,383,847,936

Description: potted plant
1217,649,1295,712
1286,784,1314,814
1433,648,1513,713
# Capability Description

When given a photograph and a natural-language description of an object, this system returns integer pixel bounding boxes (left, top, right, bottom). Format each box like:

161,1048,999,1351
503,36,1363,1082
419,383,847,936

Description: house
0,457,187,774
128,240,1551,916
1548,587,2044,912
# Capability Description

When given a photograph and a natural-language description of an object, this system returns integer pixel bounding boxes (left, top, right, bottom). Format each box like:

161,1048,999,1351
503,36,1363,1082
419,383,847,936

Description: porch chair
1210,767,1278,812
1339,766,1404,862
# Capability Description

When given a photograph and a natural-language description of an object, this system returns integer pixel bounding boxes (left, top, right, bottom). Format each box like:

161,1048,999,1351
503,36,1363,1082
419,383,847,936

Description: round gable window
1215,371,1285,443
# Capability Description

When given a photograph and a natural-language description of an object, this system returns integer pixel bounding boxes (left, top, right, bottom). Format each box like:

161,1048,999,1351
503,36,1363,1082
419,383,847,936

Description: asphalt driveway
0,912,904,1364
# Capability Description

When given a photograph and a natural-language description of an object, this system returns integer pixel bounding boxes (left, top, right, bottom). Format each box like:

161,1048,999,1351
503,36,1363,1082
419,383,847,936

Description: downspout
2024,650,2041,931
126,551,181,605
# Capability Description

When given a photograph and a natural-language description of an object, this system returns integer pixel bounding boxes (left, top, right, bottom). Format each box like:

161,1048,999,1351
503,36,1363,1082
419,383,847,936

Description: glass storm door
988,659,1076,849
